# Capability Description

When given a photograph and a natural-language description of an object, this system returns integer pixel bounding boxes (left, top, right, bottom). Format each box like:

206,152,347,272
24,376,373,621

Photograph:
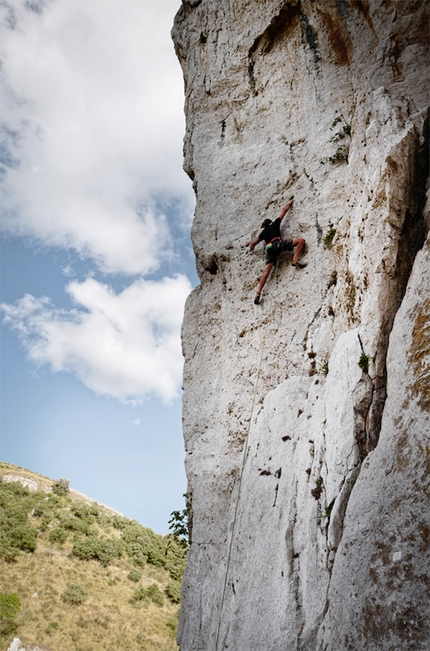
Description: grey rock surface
172,1,430,649
7,639,22,651
6,638,45,651
3,475,39,492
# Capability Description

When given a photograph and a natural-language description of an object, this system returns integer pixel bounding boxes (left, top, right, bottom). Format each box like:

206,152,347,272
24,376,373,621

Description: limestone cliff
172,2,430,650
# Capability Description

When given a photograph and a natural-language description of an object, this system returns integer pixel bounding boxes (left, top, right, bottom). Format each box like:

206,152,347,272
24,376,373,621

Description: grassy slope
0,462,185,651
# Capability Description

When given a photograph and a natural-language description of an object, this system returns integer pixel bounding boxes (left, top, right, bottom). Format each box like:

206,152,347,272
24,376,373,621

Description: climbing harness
214,260,280,651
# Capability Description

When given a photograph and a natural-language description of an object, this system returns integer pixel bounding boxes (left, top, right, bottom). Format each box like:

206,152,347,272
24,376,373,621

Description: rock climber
249,197,306,304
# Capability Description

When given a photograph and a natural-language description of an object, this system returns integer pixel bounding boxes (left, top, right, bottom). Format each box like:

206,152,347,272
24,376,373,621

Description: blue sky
0,0,198,533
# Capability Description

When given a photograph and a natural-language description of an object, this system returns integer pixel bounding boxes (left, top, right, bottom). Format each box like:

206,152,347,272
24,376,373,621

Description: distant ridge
0,462,124,515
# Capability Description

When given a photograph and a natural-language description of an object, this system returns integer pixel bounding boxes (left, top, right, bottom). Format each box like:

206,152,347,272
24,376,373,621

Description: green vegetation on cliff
0,463,187,651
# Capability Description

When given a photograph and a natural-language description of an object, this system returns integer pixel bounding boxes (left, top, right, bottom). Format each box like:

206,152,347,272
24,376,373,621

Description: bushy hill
0,462,187,651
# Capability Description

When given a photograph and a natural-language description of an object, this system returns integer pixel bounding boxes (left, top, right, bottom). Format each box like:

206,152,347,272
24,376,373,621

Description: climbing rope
214,260,280,651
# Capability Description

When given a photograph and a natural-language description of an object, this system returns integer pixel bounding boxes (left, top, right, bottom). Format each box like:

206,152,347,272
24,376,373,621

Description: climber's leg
291,238,306,266
254,262,274,303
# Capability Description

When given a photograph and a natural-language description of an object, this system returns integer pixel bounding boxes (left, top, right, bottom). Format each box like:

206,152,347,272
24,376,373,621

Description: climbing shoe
292,261,307,269
254,292,261,305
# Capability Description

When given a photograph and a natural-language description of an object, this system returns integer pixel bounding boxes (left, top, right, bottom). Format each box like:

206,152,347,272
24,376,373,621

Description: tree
168,493,192,545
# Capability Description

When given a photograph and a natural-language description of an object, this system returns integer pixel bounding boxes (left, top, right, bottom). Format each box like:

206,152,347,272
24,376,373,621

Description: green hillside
0,462,187,651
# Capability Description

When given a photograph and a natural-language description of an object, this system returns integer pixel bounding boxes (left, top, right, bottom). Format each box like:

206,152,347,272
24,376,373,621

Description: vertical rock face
172,2,429,650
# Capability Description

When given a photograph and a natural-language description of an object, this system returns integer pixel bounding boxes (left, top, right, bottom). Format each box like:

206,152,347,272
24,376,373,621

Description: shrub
164,539,187,581
129,587,147,605
71,536,124,566
127,543,148,568
323,228,336,248
127,568,142,582
129,583,164,607
165,617,178,639
71,503,97,524
0,542,20,563
0,617,18,638
32,502,51,518
112,515,131,530
0,480,29,502
9,524,38,552
359,353,369,374
88,502,100,517
0,592,20,619
96,538,124,566
0,484,40,559
146,583,164,606
62,584,87,605
0,592,20,639
121,522,148,544
146,541,166,567
58,512,96,536
70,535,100,561
49,527,69,545
46,493,61,508
122,523,166,568
1,504,29,529
96,512,111,527
39,515,54,533
58,513,78,530
165,580,181,604
52,479,70,496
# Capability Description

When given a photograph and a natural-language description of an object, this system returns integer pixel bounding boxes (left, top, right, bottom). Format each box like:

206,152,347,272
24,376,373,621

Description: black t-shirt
259,218,282,244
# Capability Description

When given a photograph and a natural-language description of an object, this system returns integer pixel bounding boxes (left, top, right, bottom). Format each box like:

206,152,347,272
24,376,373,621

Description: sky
0,0,198,534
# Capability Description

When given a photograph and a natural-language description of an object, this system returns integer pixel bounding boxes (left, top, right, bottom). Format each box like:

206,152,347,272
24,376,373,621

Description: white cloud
1,274,192,402
0,0,193,275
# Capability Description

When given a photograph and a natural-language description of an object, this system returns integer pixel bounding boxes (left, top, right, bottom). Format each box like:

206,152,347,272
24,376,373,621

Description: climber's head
261,218,272,228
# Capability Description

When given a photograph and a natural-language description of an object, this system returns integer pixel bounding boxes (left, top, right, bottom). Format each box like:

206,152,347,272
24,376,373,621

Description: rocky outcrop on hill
172,1,429,650
2,475,39,492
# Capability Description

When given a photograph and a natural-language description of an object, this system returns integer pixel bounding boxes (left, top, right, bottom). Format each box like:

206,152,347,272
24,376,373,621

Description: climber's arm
278,197,294,222
249,237,261,250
